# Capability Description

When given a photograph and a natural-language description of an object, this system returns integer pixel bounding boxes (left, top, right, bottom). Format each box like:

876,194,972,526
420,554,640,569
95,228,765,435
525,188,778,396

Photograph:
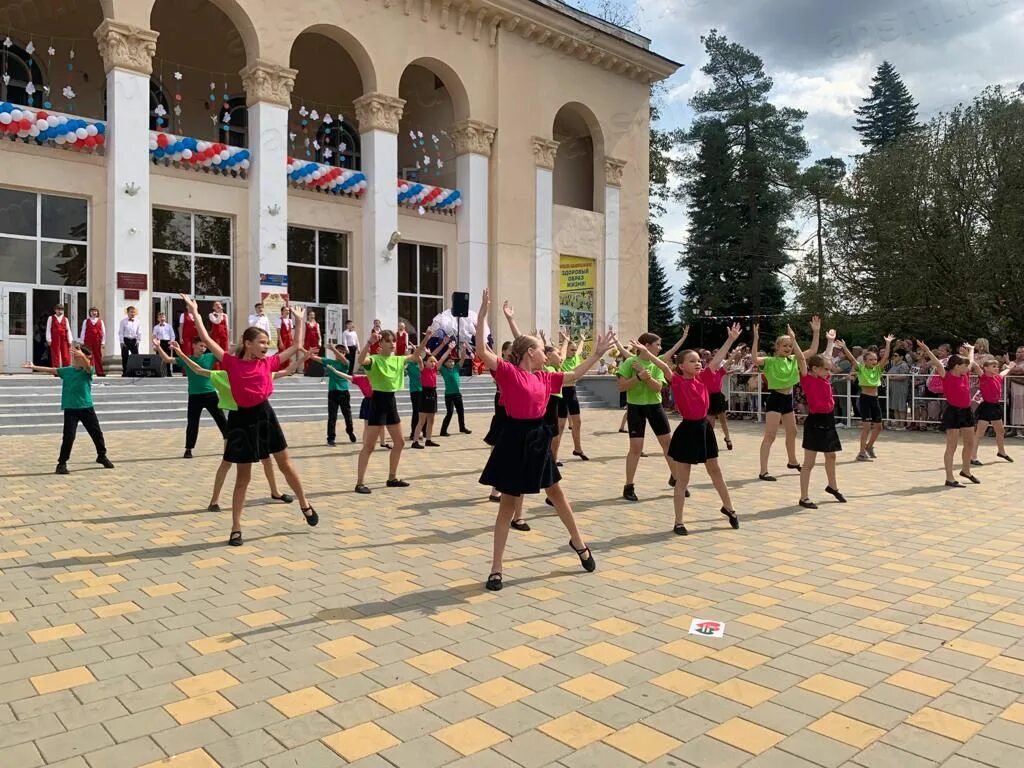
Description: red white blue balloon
286,158,366,196
397,179,462,214
149,131,250,174
0,102,105,150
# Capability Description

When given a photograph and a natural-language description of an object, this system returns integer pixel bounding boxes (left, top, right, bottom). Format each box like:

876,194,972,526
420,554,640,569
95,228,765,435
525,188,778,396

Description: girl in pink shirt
794,328,845,509
476,289,612,591
182,293,318,545
918,341,977,487
973,357,1013,464
412,340,455,449
632,325,741,536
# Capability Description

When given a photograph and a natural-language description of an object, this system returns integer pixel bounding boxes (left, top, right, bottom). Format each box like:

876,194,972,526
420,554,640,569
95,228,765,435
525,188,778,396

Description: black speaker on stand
452,292,470,374
125,354,164,378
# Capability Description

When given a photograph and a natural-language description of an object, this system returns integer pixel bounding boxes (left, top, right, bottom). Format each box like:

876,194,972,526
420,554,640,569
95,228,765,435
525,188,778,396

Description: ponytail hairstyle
946,353,967,372
379,330,396,343
509,335,540,366
806,354,827,371
637,332,660,347
234,326,270,357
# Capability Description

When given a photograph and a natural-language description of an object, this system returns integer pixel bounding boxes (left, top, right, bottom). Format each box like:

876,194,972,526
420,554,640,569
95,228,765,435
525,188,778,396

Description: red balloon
156,133,169,148
19,118,32,130
95,135,105,145
37,111,48,121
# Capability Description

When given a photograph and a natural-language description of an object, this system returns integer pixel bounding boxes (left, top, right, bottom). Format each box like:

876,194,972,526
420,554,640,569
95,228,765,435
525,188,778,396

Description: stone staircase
0,371,609,434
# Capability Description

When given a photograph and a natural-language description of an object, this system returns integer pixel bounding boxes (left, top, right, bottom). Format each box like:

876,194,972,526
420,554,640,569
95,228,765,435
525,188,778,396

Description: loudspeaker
452,291,470,318
125,354,164,377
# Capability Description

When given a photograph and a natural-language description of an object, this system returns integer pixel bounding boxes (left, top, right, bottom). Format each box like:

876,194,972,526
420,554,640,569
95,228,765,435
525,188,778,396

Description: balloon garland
286,158,366,196
396,179,462,215
149,131,250,175
0,102,105,150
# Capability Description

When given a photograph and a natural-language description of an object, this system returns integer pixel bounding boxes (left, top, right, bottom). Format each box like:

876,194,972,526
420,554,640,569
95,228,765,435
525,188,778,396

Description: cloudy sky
581,0,1024,311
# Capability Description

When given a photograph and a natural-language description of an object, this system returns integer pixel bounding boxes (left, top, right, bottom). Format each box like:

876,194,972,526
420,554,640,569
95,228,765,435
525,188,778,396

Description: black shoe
272,493,294,504
228,530,243,547
556,461,564,467
725,438,733,451
673,523,688,536
758,473,776,482
623,484,638,502
97,456,114,469
411,442,425,449
685,488,691,498
668,475,676,487
348,432,357,443
959,471,981,485
439,432,450,437
573,450,590,461
183,449,193,459
721,507,740,529
208,503,221,513
998,452,1014,462
786,463,802,470
327,439,336,446
799,498,818,509
486,573,503,591
511,520,531,531
425,440,440,447
570,541,596,572
386,478,410,488
301,506,319,526
460,429,472,434
55,463,69,475
488,494,501,503
970,458,982,466
825,486,847,503
354,484,372,494
545,497,554,507
945,480,965,488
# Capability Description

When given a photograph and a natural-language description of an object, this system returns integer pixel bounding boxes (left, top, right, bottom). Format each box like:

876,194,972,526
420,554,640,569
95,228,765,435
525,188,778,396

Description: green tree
647,250,677,339
853,61,920,150
794,156,846,314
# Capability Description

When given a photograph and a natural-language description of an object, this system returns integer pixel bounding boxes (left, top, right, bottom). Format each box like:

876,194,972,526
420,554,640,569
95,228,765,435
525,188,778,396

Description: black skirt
479,417,560,496
976,401,1003,422
544,396,560,427
802,412,842,453
942,405,976,431
223,401,287,464
359,397,373,421
419,386,438,414
668,418,719,465
484,394,507,447
368,391,400,426
708,391,727,416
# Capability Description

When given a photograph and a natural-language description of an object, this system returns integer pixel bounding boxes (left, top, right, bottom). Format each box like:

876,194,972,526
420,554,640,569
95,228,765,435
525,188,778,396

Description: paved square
2,410,1024,767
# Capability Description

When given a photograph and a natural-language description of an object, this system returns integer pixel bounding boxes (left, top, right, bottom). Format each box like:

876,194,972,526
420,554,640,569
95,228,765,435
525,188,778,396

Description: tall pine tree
854,61,920,150
647,250,677,339
647,93,676,337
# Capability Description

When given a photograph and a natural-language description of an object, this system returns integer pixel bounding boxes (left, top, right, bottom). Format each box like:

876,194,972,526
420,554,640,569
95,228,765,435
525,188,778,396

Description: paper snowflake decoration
418,206,425,215
416,130,423,138
313,140,320,150
323,113,333,125
289,132,297,142
409,130,416,140
338,143,346,152
310,109,319,121
210,115,218,125
209,82,216,90
423,155,431,166
2,37,11,48
68,49,75,60
323,149,333,159
298,106,308,117
432,134,439,143
24,41,34,55
437,159,444,169
47,46,55,57
173,71,182,81
173,104,182,116
153,104,167,116
1,74,9,86
62,86,76,100
25,82,35,95
222,112,231,124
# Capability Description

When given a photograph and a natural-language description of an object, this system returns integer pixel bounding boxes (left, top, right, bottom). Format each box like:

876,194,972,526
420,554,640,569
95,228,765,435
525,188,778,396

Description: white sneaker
856,451,871,461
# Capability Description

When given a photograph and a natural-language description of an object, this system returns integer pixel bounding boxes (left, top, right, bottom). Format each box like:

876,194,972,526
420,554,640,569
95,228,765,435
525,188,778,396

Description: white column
531,137,559,334
603,157,626,332
452,120,495,302
95,20,158,357
354,93,405,331
241,61,295,323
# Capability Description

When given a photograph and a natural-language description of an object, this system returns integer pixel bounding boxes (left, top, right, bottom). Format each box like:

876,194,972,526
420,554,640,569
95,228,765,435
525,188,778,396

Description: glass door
1,287,30,372
31,288,61,365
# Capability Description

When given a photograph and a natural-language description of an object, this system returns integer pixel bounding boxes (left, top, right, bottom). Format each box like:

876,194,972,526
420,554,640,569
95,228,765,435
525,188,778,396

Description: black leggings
409,391,421,438
59,407,107,463
441,393,466,433
327,390,354,441
186,392,228,450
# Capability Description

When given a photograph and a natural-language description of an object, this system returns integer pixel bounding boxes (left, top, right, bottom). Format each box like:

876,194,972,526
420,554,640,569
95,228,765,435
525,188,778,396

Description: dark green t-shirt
406,361,422,393
440,364,461,394
178,353,216,396
323,358,350,392
57,366,93,410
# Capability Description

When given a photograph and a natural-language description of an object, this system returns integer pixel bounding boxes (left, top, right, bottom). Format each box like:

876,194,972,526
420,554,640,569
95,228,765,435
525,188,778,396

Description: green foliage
854,61,921,150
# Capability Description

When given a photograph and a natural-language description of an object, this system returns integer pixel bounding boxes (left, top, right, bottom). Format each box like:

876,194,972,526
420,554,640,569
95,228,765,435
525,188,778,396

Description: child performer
917,340,978,487
303,310,321,372
312,345,357,445
46,304,73,368
412,340,456,448
354,328,431,493
709,346,743,450
477,289,610,590
342,321,360,374
152,312,176,377
179,307,197,358
793,329,846,508
619,333,675,502
396,321,409,355
80,307,106,377
276,305,294,353
495,304,531,530
973,356,1013,464
560,332,589,461
208,301,229,351
752,316,821,481
542,331,569,465
153,337,227,458
24,345,114,474
632,325,742,534
182,294,317,545
406,353,422,442
440,343,472,436
837,334,894,461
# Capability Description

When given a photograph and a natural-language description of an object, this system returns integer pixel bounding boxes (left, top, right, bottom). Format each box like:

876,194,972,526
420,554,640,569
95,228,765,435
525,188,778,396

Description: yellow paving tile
712,679,777,706
408,649,464,673
493,645,552,669
809,713,886,748
906,707,984,741
268,686,337,717
317,635,372,657
29,623,83,643
0,611,13,625
238,609,287,627
515,619,565,638
651,670,715,697
871,641,928,663
986,656,1024,676
164,692,235,725
243,585,287,600
856,617,906,634
1001,702,1024,724
318,654,378,678
660,638,714,661
521,587,564,601
886,671,953,697
433,717,509,756
370,682,438,712
139,749,220,768
353,615,403,630
945,638,1002,659
846,596,890,611
30,666,96,694
560,673,625,701
591,617,640,635
323,722,400,761
815,634,872,654
577,642,634,664
467,677,534,707
188,633,244,655
923,614,975,631
715,646,770,670
605,723,681,761
539,712,616,748
142,582,186,597
91,601,140,618
992,611,1024,628
708,718,785,755
174,670,240,697
736,592,780,607
799,674,866,702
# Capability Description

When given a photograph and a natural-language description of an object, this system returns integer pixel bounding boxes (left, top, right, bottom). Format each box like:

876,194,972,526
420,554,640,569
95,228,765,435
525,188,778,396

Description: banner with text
559,256,595,356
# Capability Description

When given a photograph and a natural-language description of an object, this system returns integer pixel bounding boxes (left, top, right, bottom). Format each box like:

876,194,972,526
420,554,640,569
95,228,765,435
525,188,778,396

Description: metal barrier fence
701,372,1024,431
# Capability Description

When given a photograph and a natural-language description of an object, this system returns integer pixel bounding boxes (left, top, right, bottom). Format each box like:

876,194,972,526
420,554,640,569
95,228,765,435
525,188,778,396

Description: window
152,209,232,298
218,96,248,148
316,121,361,170
286,226,349,311
397,242,443,338
0,44,45,107
0,188,88,286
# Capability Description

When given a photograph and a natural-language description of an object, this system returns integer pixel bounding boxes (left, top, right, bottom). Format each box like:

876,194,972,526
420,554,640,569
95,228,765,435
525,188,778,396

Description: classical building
0,0,679,371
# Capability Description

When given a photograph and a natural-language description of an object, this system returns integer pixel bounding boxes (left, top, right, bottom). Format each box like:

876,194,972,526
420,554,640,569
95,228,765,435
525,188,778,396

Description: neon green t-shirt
561,355,582,372
618,356,666,406
210,370,237,411
856,363,882,388
762,356,799,390
367,354,405,392
544,365,563,397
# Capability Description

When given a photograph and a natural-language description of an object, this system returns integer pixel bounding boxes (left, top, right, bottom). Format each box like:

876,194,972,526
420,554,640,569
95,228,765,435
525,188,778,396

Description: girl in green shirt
751,317,820,481
837,334,893,461
559,331,590,461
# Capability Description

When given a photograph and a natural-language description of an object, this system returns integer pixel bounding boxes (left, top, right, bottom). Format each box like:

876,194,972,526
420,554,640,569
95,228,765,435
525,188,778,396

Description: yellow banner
559,256,595,355
559,257,595,292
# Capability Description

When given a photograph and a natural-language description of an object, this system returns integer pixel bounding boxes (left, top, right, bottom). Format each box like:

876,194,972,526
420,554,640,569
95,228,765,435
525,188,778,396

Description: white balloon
181,149,192,160
86,123,98,136
0,113,11,125
75,127,87,139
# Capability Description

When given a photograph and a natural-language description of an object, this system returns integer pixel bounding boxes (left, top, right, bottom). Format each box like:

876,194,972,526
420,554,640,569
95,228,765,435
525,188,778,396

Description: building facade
0,0,679,371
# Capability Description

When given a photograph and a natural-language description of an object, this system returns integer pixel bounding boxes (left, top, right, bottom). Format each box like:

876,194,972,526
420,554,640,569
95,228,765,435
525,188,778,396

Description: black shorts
626,403,671,439
619,390,627,409
859,394,882,423
766,390,794,415
708,391,727,416
942,405,975,431
419,387,438,414
223,401,287,464
803,412,842,453
976,402,1003,423
562,386,582,416
668,418,719,464
544,396,561,427
368,391,400,426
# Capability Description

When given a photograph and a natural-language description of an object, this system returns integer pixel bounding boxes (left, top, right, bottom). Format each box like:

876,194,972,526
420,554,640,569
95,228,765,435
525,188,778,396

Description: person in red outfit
276,305,294,353
80,307,106,376
207,301,229,351
303,309,321,372
368,319,382,355
395,322,409,355
46,304,73,368
179,310,197,358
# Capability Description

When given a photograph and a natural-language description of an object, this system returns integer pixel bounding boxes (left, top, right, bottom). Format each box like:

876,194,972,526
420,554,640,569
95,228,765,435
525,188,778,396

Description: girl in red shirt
395,322,409,355
793,327,845,509
411,340,455,449
477,289,611,591
276,305,294,352
303,310,321,371
918,341,977,487
631,325,741,536
973,357,1013,464
207,301,229,351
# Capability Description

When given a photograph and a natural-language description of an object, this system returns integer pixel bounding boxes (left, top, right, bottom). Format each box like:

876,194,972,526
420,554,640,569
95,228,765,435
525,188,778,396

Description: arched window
1,44,46,107
316,120,360,170
218,96,248,148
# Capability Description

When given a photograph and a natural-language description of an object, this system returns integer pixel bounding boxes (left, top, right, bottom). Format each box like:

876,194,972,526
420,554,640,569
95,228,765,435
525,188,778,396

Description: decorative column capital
530,136,560,169
353,92,406,133
450,119,496,157
93,19,158,76
240,60,298,108
604,156,627,187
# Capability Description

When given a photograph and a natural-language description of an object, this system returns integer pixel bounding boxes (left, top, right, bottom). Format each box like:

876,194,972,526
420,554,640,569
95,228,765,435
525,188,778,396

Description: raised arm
277,306,305,363
436,340,456,366
173,344,212,378
879,334,894,368
180,294,223,360
660,325,690,362
358,333,375,368
803,315,821,356
557,329,570,362
562,332,616,386
406,326,434,364
502,300,523,340
823,328,836,361
750,323,766,368
152,337,174,364
22,362,58,375
790,325,808,376
916,340,944,372
476,289,499,371
709,323,742,371
632,342,673,382
836,338,858,367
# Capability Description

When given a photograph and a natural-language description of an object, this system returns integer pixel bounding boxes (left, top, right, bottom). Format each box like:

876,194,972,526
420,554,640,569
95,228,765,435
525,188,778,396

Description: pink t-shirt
979,373,1003,403
352,374,372,398
800,374,834,414
493,360,563,420
219,353,282,408
670,368,714,420
702,366,727,394
421,367,438,388
943,371,971,408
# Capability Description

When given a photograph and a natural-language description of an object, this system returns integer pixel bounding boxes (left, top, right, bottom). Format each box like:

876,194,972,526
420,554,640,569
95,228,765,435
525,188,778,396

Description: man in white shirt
152,312,176,377
118,306,143,377
341,320,360,374
248,303,272,336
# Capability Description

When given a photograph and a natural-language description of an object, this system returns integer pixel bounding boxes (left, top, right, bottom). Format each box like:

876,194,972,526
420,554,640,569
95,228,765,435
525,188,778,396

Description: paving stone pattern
2,412,1024,767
